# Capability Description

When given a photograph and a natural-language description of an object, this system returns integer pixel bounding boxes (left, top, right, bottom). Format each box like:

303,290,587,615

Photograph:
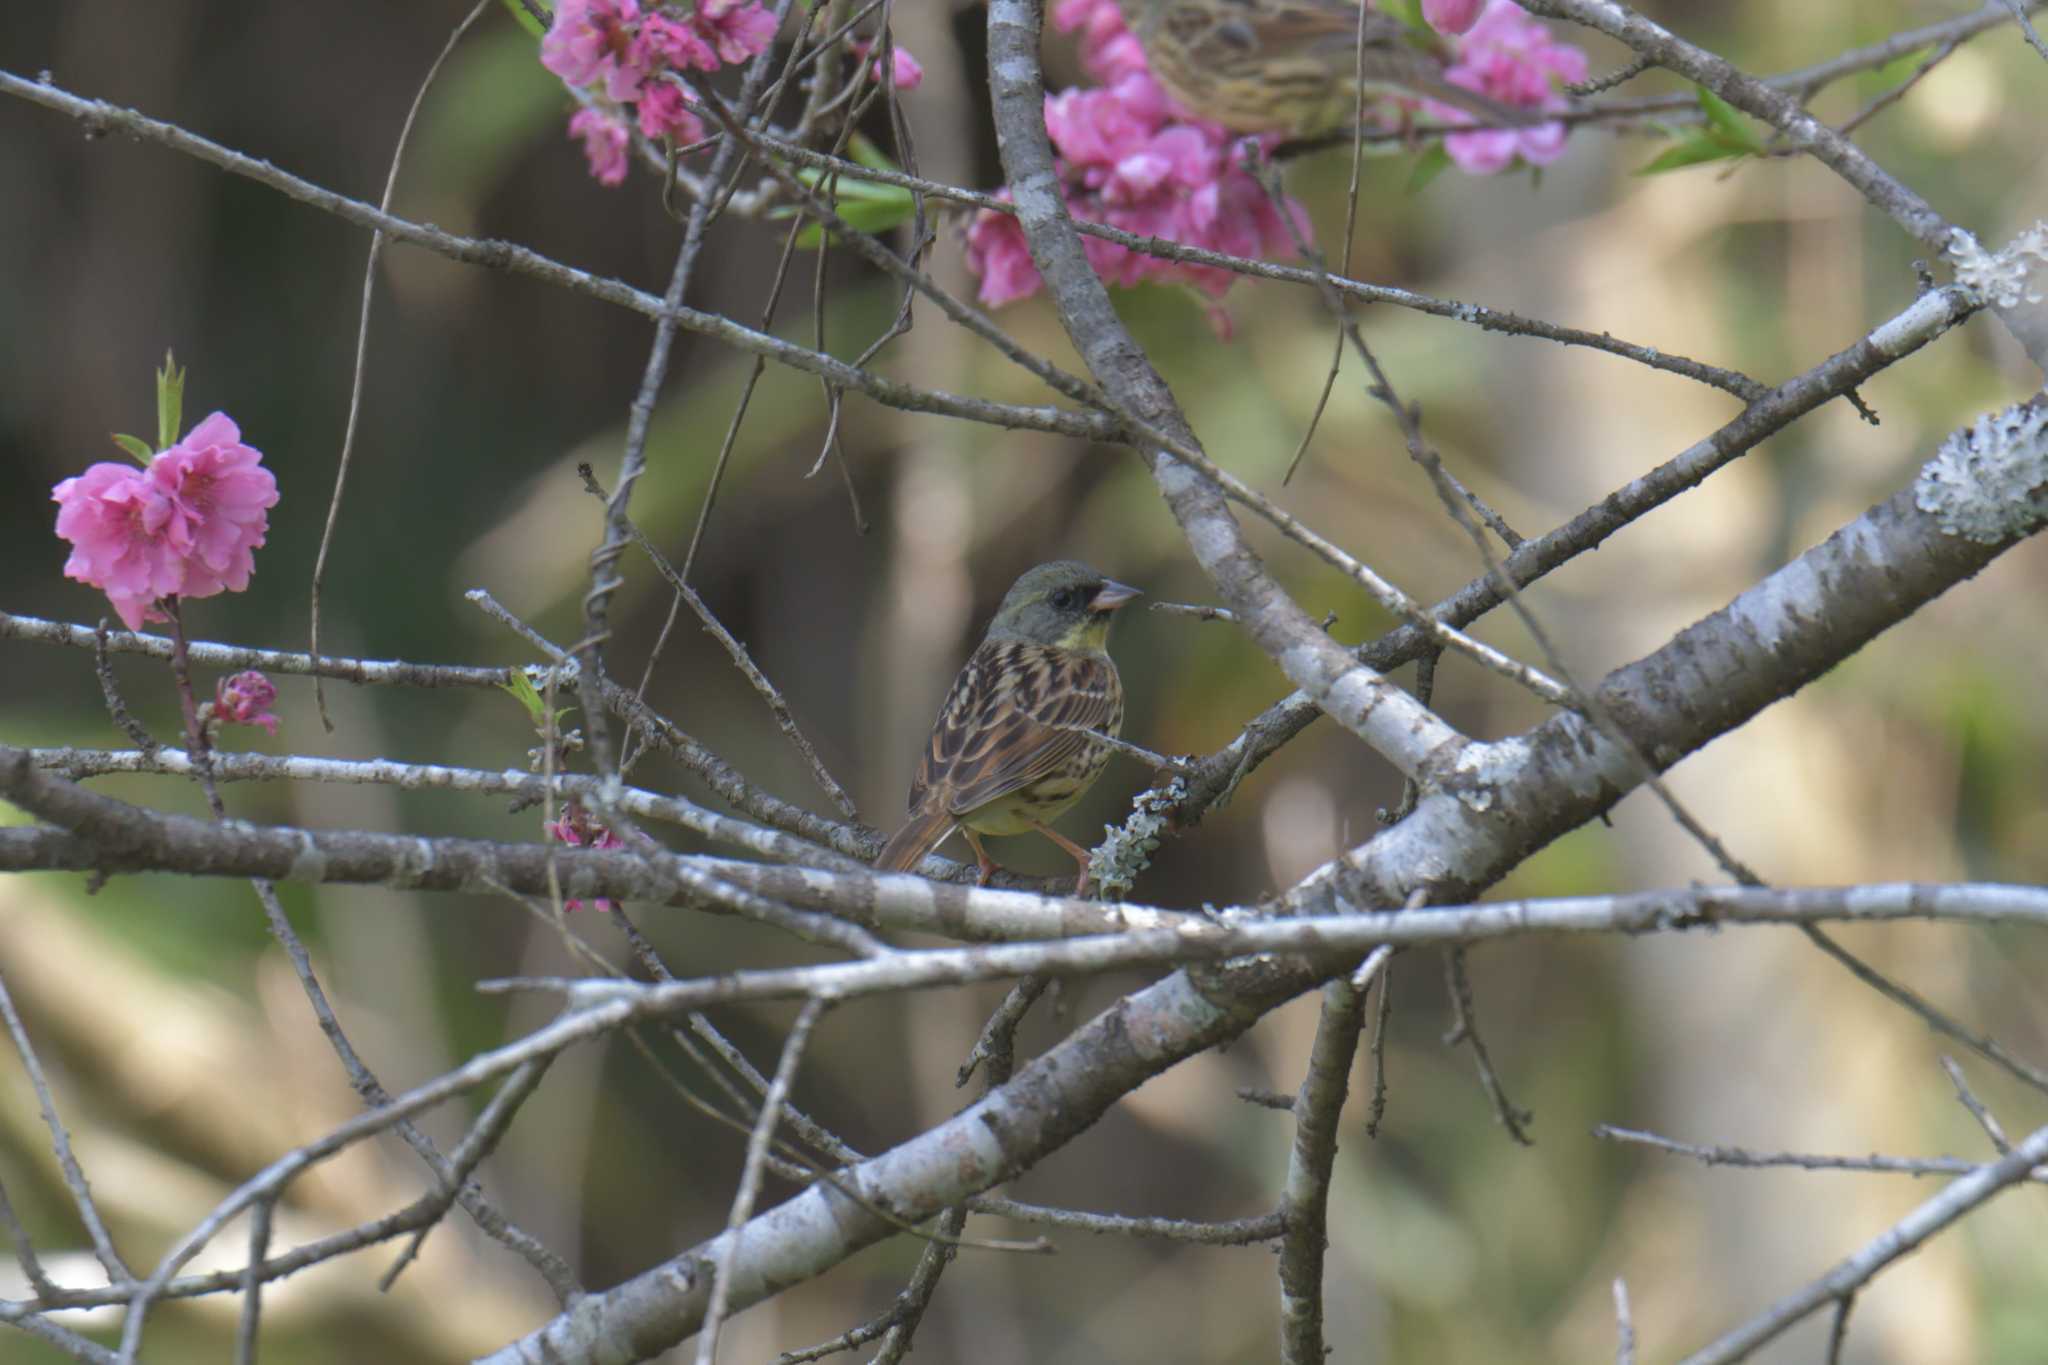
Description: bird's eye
1050,588,1076,611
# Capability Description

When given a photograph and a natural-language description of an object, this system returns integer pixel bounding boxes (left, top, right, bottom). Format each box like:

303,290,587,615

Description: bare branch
1939,1057,2013,1153
1678,1122,2048,1364
0,969,130,1284
1593,1124,2048,1183
0,71,1123,443
698,999,829,1365
1277,978,1366,1363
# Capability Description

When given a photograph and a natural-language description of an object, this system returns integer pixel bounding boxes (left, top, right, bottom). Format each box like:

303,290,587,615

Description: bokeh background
3,1,2047,1361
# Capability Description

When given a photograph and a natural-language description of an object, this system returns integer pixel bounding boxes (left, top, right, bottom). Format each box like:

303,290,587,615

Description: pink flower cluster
542,802,626,911
52,413,279,632
1422,0,1485,36
1430,0,1588,174
965,0,1308,331
214,671,281,737
964,0,1589,315
541,0,779,185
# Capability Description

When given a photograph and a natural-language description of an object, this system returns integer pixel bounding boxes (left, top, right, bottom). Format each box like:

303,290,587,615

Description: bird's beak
1089,580,1141,613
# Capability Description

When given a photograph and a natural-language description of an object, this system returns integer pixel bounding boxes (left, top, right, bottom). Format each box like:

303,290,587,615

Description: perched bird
1112,0,1537,136
876,561,1140,895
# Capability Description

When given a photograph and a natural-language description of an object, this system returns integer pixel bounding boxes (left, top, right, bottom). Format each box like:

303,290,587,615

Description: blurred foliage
2,0,2047,1361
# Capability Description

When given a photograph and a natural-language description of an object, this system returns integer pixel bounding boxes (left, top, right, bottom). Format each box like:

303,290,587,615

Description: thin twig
1677,1123,2048,1364
697,998,830,1365
1277,977,1367,1364
377,1057,555,1292
0,72,1122,441
1149,601,1238,624
1802,923,2048,1098
309,0,489,730
247,876,581,1301
958,976,1050,1088
0,1177,63,1301
2001,0,2048,58
578,465,859,817
1824,1293,1856,1365
1571,54,1654,95
1442,949,1533,1145
1364,951,1394,1138
774,1311,899,1364
964,1199,1285,1245
1592,1124,2048,1182
232,1196,273,1365
1939,1056,2012,1153
0,969,131,1283
92,621,156,755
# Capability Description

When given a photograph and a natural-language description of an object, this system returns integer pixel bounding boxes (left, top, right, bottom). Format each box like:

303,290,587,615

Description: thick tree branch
1163,283,1977,825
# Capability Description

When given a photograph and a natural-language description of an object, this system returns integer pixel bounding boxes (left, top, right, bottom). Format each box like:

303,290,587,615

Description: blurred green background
2,1,2047,1360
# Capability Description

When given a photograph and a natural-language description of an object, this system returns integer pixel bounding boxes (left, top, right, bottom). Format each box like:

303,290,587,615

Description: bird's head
985,560,1140,653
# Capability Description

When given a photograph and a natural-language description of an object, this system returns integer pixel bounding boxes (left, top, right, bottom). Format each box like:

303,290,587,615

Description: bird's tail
875,806,955,874
1410,75,1544,128
1355,48,1546,128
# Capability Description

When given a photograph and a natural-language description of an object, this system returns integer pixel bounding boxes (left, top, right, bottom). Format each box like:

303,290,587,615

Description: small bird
1112,0,1537,136
876,561,1140,895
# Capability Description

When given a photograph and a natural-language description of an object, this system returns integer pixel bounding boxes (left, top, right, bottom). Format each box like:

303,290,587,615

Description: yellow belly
959,778,1091,837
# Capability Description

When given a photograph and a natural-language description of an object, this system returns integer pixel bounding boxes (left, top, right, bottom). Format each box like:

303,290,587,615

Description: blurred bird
1112,0,1537,136
876,561,1140,895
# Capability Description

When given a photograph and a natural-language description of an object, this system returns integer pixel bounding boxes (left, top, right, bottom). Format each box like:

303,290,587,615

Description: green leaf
155,349,185,452
1694,86,1763,154
1634,133,1737,175
1633,88,1767,176
109,432,155,466
789,194,919,248
501,669,547,725
772,171,918,247
845,133,900,175
1405,142,1452,194
500,0,548,39
789,166,913,202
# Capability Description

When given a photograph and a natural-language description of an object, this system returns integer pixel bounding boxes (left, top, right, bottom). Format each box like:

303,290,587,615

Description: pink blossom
966,7,1302,331
885,46,924,90
637,81,706,143
692,0,777,65
144,412,279,603
543,803,625,911
849,38,924,91
1422,0,1485,36
52,463,181,631
1433,0,1587,174
52,413,277,631
214,671,280,737
1045,85,1157,169
1053,0,1152,84
875,44,924,91
633,12,718,73
541,0,782,186
569,107,632,185
541,0,647,102
965,0,1308,331
965,198,1044,307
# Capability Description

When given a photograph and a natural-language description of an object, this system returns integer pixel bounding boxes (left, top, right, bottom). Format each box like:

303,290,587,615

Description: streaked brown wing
907,640,1122,819
1269,3,1445,80
1152,0,1440,110
1258,0,1403,49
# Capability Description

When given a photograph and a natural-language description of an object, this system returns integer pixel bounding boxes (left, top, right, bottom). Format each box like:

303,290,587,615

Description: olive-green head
984,561,1140,653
